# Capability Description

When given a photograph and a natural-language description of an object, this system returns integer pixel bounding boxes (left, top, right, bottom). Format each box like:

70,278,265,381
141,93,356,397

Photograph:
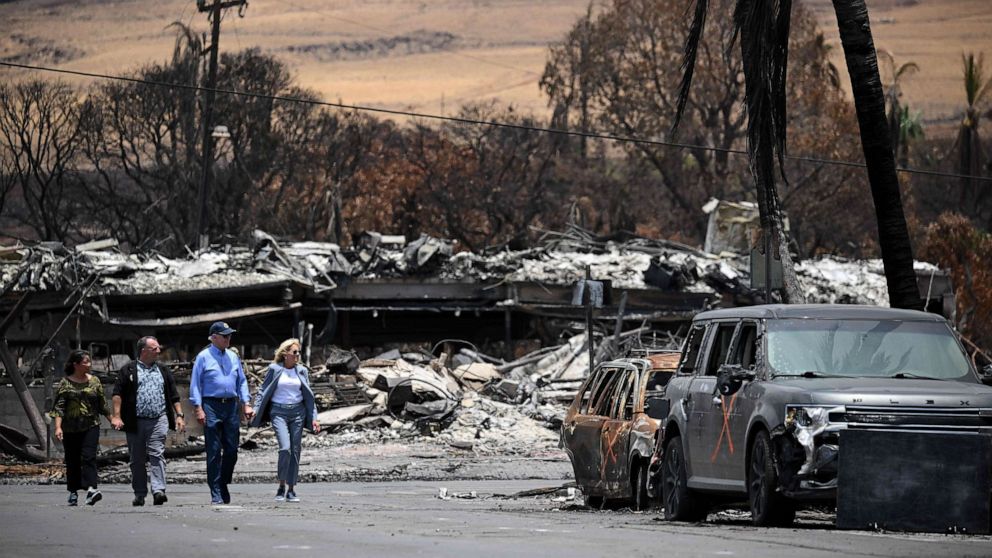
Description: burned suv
658,304,992,529
562,353,680,510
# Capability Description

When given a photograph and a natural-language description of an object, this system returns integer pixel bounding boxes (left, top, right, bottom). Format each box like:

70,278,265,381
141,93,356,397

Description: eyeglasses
287,350,301,356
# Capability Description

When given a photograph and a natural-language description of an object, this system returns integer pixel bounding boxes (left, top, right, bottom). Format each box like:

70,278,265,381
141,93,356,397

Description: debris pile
0,225,937,307
241,329,674,456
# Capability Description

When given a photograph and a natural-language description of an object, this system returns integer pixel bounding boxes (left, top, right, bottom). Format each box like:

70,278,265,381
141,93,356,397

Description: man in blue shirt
190,321,254,505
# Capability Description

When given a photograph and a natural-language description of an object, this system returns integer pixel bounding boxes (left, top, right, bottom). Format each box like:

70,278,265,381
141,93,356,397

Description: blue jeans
202,397,240,502
271,402,305,486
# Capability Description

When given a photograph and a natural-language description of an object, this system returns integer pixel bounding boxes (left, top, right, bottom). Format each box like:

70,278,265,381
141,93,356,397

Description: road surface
1,481,988,557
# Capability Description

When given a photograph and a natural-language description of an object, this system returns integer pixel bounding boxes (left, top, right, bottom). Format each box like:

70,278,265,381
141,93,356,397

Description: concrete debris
451,363,501,391
797,257,940,307
316,404,374,427
241,339,589,457
553,487,577,502
0,225,936,309
434,487,480,500
358,358,459,400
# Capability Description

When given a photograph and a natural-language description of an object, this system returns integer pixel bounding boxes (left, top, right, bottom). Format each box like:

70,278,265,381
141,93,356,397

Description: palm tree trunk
831,0,922,310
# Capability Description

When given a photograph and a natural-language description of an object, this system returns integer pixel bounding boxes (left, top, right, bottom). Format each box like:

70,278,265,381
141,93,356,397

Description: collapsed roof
0,225,945,308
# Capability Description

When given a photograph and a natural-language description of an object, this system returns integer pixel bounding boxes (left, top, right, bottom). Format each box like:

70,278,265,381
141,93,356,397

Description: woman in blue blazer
251,338,320,502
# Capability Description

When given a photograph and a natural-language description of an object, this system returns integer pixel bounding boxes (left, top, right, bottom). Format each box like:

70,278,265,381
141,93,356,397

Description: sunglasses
287,350,301,356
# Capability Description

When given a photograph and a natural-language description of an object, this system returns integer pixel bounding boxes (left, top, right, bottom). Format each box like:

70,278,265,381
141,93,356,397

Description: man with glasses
190,321,254,505
112,336,185,506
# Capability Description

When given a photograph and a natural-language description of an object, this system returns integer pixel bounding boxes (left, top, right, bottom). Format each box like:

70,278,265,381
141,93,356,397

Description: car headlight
784,405,839,475
785,406,830,429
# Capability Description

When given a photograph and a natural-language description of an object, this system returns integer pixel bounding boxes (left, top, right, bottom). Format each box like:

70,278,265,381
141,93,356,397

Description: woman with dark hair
251,338,320,502
50,350,112,506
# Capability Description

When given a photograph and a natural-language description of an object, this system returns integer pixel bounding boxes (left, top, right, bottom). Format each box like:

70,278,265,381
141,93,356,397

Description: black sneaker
68,492,78,506
85,489,102,506
153,491,167,505
286,489,299,503
132,495,145,506
274,486,286,502
220,484,231,504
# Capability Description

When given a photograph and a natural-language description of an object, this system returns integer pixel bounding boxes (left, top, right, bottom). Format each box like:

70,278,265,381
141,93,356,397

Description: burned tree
0,80,85,243
673,0,922,307
541,0,873,258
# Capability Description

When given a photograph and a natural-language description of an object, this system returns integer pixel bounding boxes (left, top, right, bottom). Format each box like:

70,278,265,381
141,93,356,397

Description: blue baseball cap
209,321,236,336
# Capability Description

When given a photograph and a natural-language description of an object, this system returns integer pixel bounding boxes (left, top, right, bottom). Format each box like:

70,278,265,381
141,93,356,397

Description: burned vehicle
657,304,992,530
562,352,680,510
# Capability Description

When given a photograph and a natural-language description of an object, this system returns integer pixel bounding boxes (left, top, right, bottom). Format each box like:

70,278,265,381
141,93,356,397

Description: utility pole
196,0,247,251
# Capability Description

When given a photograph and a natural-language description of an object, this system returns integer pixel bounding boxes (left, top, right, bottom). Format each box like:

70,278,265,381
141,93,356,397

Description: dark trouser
271,402,305,486
63,425,99,492
202,397,240,502
126,414,168,497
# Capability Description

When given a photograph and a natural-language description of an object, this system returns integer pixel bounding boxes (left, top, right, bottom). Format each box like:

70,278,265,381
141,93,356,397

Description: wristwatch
176,413,185,418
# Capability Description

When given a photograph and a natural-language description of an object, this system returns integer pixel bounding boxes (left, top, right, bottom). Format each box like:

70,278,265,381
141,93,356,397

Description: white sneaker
85,488,102,506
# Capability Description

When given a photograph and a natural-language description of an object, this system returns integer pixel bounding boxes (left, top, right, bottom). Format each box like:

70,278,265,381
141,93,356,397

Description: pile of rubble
240,328,675,456
0,225,939,306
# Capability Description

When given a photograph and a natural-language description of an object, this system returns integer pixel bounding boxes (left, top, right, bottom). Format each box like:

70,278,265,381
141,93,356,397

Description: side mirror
716,363,755,397
644,396,670,420
980,364,992,386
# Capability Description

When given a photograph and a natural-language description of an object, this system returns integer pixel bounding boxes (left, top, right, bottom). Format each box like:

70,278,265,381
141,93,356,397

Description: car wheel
748,430,796,527
661,436,706,521
633,461,651,511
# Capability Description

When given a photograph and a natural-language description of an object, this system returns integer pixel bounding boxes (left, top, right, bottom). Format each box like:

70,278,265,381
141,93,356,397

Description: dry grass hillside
806,0,992,133
2,0,990,135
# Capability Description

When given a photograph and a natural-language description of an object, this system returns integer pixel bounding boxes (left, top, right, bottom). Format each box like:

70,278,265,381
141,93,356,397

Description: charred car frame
562,353,680,509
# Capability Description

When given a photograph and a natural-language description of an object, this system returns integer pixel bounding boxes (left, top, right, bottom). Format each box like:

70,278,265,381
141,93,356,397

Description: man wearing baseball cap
189,321,254,504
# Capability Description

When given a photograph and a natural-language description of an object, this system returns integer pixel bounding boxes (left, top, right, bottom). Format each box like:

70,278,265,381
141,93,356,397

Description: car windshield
766,319,975,381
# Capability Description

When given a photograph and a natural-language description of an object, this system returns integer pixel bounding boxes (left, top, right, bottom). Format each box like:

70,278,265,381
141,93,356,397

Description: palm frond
877,49,895,81
895,62,920,81
772,0,793,185
670,0,709,138
962,52,984,107
733,0,793,222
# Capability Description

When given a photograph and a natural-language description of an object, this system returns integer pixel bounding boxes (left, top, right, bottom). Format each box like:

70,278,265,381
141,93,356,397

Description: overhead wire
1,60,991,184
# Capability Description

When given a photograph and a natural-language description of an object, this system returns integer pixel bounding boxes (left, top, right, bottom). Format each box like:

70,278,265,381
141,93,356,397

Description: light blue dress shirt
189,345,250,406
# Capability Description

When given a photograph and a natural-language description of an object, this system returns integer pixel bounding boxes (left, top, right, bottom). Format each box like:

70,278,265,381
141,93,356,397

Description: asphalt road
1,481,989,558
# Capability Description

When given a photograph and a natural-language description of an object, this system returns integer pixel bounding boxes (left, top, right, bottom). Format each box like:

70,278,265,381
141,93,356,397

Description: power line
2,60,991,184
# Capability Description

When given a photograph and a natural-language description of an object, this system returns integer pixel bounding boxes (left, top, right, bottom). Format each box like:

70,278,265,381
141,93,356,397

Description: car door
602,362,643,496
670,323,706,473
688,321,738,487
563,365,616,491
715,320,760,485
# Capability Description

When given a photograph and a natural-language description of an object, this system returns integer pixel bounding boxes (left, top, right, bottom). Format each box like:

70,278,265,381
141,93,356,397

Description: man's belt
203,396,238,404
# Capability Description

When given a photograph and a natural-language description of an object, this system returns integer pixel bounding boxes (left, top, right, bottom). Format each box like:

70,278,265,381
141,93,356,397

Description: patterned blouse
50,375,110,433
